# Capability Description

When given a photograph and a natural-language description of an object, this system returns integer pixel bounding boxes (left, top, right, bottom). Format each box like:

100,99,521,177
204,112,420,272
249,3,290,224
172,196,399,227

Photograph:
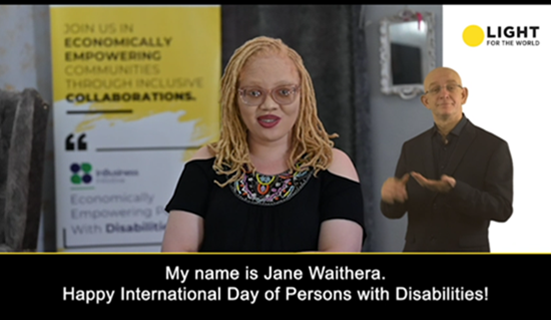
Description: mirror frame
379,11,436,100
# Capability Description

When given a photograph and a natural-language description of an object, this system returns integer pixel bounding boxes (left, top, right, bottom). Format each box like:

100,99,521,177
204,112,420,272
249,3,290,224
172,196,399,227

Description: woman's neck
248,136,291,175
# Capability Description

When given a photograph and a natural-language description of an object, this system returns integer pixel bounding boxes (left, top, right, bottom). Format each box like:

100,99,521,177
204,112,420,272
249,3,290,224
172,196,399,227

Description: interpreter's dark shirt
431,115,467,177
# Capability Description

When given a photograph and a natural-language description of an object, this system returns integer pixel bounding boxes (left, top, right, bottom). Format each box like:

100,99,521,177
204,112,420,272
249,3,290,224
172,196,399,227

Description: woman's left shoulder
327,148,360,183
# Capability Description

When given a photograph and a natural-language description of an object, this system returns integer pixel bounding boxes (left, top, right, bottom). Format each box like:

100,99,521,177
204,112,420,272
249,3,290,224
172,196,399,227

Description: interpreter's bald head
421,67,468,122
423,67,463,90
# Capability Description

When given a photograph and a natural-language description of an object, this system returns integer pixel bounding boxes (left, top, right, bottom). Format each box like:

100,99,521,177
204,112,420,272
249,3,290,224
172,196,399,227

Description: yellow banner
51,5,221,251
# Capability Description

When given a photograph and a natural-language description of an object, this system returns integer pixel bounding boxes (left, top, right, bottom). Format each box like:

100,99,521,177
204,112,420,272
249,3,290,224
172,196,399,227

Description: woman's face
237,53,301,147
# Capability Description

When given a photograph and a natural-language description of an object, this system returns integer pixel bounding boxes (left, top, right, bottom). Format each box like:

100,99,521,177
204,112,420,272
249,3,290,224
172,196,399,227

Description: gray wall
0,5,442,252
0,5,55,251
363,5,442,251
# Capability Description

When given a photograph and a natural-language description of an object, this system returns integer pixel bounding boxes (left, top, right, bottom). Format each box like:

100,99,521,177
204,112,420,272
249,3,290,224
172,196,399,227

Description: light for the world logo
71,162,93,184
463,25,485,47
463,25,540,47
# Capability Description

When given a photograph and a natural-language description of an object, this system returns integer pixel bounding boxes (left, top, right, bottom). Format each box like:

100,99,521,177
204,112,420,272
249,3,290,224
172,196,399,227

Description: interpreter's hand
381,173,410,204
411,172,456,193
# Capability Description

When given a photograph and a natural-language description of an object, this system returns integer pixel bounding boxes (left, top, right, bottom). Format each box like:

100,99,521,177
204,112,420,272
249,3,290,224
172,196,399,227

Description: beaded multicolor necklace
229,163,313,206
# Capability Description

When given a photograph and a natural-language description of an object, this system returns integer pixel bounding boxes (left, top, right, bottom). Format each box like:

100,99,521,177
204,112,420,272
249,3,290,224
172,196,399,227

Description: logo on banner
70,162,93,184
463,25,540,47
70,162,140,187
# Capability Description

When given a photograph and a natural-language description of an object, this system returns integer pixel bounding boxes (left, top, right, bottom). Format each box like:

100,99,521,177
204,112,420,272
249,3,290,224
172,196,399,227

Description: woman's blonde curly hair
208,36,337,187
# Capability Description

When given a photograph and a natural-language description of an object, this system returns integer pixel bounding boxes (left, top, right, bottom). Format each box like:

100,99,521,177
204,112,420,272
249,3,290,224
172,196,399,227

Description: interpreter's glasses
238,85,300,106
425,84,463,95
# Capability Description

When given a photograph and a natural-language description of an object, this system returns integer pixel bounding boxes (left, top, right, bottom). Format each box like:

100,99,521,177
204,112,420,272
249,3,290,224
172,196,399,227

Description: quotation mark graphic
70,163,93,184
66,133,87,151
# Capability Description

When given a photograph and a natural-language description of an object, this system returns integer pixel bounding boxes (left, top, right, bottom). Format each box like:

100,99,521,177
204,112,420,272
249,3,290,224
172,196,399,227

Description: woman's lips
257,115,281,128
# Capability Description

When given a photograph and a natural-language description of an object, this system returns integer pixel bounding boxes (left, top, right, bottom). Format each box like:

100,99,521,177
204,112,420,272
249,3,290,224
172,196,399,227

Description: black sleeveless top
165,158,365,252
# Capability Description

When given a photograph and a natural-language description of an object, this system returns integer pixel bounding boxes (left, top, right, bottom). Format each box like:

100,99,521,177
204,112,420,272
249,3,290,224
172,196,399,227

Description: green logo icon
70,162,93,184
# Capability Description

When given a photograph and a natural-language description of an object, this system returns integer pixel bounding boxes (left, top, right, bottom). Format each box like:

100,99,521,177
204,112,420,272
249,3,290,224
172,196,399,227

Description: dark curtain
222,5,374,251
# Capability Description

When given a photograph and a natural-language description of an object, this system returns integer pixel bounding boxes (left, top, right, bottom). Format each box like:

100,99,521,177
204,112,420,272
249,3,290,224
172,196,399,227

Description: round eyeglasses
425,84,463,95
238,85,300,106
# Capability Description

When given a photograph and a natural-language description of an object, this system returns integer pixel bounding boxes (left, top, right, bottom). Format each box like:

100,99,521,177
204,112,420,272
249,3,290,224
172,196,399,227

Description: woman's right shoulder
178,146,216,179
190,146,215,161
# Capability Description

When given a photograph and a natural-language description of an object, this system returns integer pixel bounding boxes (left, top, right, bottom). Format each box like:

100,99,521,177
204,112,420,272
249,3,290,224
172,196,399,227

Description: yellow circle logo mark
463,25,485,47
